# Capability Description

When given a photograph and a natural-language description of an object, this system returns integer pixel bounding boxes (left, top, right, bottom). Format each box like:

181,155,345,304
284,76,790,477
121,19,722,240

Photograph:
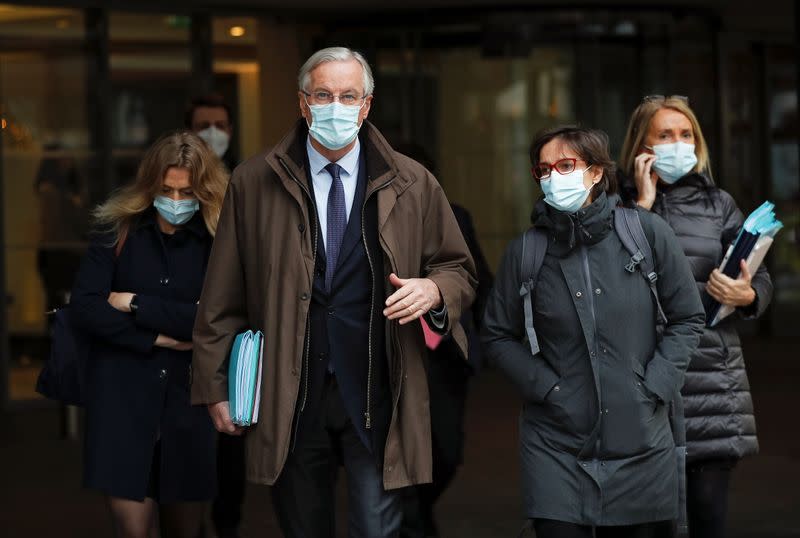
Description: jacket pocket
631,360,659,408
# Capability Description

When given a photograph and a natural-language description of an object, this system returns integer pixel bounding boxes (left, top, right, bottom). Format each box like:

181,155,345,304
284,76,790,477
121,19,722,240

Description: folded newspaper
706,201,783,327
228,330,264,426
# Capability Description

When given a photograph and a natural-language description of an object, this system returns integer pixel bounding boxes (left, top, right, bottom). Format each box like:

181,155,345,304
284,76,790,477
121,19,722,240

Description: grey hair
298,47,375,96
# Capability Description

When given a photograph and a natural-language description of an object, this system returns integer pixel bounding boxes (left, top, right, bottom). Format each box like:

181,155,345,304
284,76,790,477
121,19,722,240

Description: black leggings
533,519,675,538
686,459,736,538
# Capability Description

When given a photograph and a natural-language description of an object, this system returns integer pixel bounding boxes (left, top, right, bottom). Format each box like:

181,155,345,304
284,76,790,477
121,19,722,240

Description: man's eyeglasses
302,90,365,107
531,158,586,181
642,94,689,105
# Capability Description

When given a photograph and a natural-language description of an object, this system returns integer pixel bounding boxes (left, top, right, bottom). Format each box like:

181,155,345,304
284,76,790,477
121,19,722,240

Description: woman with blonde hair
70,130,229,537
619,96,773,538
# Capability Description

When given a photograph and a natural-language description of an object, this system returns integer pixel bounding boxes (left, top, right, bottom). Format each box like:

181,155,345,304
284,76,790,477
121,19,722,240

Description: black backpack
517,206,687,534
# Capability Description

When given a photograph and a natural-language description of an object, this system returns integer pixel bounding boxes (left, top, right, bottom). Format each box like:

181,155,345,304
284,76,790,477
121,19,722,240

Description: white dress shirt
306,136,360,251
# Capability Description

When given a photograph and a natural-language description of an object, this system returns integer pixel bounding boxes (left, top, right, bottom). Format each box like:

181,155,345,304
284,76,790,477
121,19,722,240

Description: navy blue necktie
325,162,346,292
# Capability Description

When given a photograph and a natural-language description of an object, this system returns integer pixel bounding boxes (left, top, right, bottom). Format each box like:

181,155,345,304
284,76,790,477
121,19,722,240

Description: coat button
595,288,601,295
553,385,560,392
298,223,306,233
328,308,335,315
575,291,582,298
159,369,167,379
300,293,309,301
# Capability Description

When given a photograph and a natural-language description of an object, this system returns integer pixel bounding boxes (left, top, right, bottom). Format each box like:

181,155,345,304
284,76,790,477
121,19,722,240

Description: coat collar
265,119,412,199
532,192,614,256
135,206,209,238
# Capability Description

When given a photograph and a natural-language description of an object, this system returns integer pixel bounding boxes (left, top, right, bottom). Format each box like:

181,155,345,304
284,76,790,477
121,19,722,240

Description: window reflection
0,6,89,400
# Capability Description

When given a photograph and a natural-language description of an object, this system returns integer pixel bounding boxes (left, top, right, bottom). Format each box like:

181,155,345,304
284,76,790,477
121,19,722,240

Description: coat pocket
631,360,659,408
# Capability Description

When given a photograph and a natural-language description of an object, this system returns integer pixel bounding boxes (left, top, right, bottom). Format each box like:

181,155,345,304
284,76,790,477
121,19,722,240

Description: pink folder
420,317,443,350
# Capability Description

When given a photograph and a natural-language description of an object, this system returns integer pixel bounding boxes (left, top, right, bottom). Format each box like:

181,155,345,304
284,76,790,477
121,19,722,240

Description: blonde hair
619,96,712,180
93,130,229,246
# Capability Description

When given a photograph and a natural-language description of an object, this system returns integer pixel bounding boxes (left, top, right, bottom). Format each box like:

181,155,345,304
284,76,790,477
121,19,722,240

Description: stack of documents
705,201,783,327
228,330,264,426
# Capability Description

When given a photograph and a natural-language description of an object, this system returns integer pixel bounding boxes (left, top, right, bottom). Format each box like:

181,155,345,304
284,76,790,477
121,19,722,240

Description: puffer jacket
621,172,773,463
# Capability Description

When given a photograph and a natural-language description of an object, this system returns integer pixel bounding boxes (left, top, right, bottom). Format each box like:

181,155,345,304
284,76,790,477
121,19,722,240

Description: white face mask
541,167,593,213
197,126,230,157
648,141,697,184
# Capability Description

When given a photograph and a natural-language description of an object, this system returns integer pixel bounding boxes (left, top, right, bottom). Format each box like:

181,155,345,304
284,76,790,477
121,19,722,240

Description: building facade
0,0,797,407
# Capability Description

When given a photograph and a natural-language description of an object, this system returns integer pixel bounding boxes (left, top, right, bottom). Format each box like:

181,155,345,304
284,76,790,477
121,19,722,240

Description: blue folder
228,330,264,426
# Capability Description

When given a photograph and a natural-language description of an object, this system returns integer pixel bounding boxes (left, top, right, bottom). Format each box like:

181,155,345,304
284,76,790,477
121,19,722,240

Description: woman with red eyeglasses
618,96,773,538
482,125,705,538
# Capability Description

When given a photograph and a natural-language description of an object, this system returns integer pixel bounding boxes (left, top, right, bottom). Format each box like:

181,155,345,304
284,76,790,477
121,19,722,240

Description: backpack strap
519,227,548,355
613,207,668,327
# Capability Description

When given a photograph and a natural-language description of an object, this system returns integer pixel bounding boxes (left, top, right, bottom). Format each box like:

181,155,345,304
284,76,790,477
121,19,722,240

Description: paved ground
1,334,799,537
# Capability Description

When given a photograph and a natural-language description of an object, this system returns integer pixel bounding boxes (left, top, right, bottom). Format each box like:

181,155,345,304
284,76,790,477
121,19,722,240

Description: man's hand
706,259,757,307
108,292,135,313
208,401,245,436
383,273,442,325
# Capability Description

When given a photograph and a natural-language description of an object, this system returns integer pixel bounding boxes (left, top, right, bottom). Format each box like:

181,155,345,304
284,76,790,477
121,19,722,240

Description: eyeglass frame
531,157,589,181
301,89,368,107
641,94,690,105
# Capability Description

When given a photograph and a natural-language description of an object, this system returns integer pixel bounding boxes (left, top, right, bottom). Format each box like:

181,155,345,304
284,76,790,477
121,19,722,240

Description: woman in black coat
70,131,229,537
482,126,705,538
618,96,773,538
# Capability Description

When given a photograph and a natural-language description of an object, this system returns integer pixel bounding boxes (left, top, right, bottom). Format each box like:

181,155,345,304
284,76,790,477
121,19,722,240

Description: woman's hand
108,292,135,312
155,333,193,351
706,259,757,307
633,153,659,210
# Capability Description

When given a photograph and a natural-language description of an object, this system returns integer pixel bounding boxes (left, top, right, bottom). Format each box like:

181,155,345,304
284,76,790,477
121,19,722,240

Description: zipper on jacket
277,157,317,423
579,245,603,460
361,175,396,430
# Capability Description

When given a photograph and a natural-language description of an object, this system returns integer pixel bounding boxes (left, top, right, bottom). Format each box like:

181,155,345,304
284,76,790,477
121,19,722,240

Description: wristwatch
129,294,139,313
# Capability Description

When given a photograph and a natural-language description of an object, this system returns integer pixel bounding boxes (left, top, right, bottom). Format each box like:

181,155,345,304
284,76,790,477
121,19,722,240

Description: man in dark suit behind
395,144,494,538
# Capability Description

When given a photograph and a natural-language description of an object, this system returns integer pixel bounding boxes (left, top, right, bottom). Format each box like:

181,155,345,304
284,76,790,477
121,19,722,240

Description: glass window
212,16,261,164
765,45,799,335
109,12,191,187
436,48,576,266
0,6,90,401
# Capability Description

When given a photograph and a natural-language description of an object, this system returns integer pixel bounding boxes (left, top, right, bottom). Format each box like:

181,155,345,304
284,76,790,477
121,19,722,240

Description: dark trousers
271,376,402,538
687,459,736,538
212,433,246,536
533,519,675,538
401,349,469,538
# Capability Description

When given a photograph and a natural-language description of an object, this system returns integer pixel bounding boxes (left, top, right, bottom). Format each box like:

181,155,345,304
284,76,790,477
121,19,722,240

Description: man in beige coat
191,47,476,537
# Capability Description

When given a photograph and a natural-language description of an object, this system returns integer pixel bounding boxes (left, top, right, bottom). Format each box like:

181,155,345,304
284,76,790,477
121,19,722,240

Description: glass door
0,5,92,403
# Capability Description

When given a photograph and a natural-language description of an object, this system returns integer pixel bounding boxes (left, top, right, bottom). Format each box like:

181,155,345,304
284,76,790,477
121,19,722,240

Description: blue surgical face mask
648,141,698,184
153,196,199,226
306,100,364,150
541,166,593,213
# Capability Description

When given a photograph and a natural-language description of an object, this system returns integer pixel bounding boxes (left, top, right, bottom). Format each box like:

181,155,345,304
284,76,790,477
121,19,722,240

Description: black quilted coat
620,172,773,464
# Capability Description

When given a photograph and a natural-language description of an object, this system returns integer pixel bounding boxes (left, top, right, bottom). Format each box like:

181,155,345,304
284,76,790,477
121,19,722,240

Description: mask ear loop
303,96,313,129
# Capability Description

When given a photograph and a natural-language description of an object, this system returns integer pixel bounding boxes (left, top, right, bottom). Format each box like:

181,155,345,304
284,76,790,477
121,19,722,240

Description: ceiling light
229,26,245,38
